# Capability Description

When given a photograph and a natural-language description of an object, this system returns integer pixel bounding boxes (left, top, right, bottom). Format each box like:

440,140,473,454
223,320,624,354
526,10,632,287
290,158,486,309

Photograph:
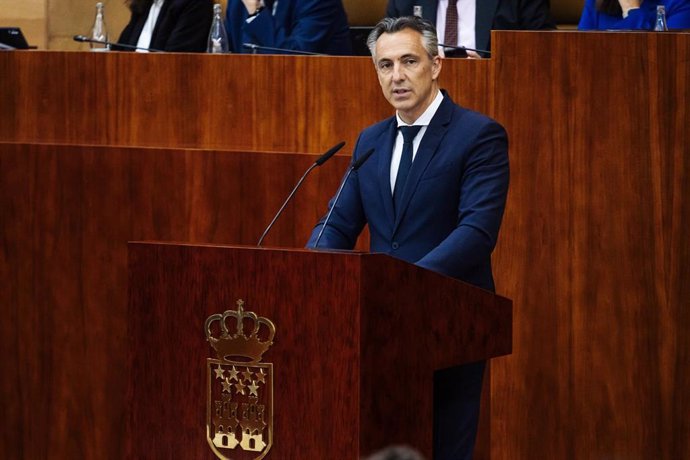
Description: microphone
73,35,164,53
242,42,325,56
312,148,375,248
257,141,346,246
438,42,491,58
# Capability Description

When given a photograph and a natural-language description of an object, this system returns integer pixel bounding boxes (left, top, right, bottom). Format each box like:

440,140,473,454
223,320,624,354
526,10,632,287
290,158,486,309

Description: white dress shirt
435,0,476,50
390,91,445,194
136,0,165,52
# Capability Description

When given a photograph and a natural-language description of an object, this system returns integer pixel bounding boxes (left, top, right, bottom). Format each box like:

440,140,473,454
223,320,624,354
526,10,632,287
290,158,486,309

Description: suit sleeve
415,121,509,281
306,137,368,249
241,0,347,53
519,0,556,29
577,0,599,30
162,0,214,52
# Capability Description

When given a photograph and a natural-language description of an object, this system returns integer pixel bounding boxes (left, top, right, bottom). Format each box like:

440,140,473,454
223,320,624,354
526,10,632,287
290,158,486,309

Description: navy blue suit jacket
308,94,509,292
224,0,352,55
386,0,555,52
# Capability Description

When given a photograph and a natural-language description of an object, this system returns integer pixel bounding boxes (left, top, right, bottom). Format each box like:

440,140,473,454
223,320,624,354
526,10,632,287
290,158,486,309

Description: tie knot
400,125,422,144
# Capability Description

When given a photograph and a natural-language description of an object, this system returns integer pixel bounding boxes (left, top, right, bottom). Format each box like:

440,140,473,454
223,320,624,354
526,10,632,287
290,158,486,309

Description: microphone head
351,148,375,170
73,35,88,42
315,141,345,166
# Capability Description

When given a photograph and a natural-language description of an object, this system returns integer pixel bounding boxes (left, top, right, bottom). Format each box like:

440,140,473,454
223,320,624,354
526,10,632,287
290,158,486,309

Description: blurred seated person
385,0,556,57
224,0,352,54
117,0,213,52
578,0,690,29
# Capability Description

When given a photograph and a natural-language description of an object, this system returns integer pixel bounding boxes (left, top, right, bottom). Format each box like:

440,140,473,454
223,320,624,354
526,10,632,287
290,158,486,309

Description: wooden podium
126,242,511,459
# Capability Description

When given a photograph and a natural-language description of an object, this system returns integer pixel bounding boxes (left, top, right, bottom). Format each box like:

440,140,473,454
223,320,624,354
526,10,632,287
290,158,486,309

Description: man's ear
432,55,442,80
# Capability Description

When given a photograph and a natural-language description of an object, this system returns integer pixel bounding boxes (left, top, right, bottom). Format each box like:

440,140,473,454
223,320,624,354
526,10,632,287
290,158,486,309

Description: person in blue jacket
307,16,509,460
579,0,690,30
224,0,353,55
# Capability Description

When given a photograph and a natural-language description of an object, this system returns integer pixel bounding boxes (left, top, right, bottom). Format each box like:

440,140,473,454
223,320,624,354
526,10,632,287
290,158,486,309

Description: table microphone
438,43,491,58
73,35,164,53
257,141,346,246
242,43,325,56
312,148,375,248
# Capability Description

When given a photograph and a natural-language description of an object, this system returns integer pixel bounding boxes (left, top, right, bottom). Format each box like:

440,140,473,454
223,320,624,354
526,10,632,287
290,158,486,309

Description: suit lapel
393,95,453,232
475,0,499,51
377,118,398,227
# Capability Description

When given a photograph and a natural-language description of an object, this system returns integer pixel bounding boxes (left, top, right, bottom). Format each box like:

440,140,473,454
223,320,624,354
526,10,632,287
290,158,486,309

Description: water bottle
207,3,229,53
654,5,668,31
90,2,109,51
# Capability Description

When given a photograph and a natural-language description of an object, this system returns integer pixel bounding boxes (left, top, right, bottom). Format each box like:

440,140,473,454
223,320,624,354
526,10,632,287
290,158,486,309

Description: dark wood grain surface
0,52,490,152
0,144,354,459
2,30,689,459
490,31,690,460
126,243,510,458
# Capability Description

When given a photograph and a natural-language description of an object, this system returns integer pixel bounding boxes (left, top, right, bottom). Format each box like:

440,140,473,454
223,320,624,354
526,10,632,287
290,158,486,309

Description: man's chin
388,99,413,113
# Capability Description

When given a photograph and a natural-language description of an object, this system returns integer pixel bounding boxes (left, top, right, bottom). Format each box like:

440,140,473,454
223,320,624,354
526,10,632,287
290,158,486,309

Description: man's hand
466,50,482,59
241,0,263,15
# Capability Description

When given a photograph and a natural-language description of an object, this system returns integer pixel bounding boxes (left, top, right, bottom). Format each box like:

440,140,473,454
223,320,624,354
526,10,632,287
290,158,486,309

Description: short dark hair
366,16,439,60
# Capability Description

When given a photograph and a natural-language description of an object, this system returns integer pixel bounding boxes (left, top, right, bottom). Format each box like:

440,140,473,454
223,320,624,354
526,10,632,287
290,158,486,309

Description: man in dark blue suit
307,16,509,459
224,0,352,55
387,0,555,55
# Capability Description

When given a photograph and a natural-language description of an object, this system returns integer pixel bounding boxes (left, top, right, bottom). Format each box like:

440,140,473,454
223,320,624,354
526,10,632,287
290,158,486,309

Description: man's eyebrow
400,53,420,60
377,53,419,63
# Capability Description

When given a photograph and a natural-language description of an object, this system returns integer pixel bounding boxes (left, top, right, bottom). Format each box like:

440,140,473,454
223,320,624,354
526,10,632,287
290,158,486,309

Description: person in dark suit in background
307,16,509,460
386,0,555,56
224,0,352,55
117,0,213,52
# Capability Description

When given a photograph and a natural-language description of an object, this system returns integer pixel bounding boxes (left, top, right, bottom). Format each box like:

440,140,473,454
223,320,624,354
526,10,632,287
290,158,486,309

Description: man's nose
392,63,405,81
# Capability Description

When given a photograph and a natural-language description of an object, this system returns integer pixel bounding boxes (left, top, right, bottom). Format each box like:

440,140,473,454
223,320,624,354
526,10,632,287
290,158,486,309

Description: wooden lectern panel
126,243,511,458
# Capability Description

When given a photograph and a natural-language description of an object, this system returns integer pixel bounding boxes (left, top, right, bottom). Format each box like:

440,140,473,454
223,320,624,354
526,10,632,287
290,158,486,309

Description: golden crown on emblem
205,299,276,363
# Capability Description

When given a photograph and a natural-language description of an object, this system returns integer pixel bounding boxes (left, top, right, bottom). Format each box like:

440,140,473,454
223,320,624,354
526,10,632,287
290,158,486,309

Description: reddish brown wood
490,31,690,460
126,243,511,458
2,30,689,460
0,143,355,459
0,52,489,153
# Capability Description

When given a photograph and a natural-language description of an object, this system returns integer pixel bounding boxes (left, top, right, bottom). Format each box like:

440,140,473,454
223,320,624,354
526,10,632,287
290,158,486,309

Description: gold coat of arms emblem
205,300,276,460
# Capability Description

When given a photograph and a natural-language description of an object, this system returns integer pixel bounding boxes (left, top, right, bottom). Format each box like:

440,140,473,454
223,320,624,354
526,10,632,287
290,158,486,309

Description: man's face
374,28,442,124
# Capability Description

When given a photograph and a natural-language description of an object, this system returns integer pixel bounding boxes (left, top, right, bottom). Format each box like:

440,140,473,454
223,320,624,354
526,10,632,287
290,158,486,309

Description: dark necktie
394,125,422,213
444,0,459,47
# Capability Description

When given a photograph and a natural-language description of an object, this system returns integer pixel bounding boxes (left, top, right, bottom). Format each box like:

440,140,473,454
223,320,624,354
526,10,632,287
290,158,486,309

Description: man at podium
307,16,509,460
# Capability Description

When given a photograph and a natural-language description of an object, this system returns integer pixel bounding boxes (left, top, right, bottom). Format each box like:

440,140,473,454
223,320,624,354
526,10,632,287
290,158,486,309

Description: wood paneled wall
0,52,490,152
490,31,690,459
1,31,689,459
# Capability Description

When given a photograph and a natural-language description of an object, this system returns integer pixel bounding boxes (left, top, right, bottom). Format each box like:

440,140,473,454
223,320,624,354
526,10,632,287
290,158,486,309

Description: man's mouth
392,88,410,96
